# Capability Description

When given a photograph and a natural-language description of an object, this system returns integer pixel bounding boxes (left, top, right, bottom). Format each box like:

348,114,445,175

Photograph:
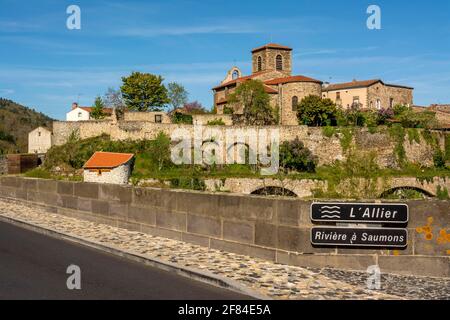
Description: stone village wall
52,120,446,168
0,176,448,277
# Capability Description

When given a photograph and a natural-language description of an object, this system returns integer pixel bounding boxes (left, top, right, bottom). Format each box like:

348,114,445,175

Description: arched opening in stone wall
380,186,434,200
257,56,262,72
276,55,283,71
251,186,297,197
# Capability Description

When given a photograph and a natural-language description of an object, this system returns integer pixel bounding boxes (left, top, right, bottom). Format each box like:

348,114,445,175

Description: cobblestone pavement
0,199,448,300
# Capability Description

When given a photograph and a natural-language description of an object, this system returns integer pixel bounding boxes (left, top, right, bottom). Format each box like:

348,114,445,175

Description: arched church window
232,70,239,80
257,56,262,72
276,55,283,71
292,96,298,111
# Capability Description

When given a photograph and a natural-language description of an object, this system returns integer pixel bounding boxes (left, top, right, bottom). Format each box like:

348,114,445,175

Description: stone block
99,184,132,203
57,181,74,195
187,214,221,237
156,210,186,232
132,187,162,207
74,182,99,199
22,179,37,191
90,200,110,215
77,198,92,212
176,192,219,216
127,205,155,225
223,220,254,244
110,202,128,221
255,223,277,248
0,176,21,188
57,195,78,210
37,179,57,194
276,199,300,226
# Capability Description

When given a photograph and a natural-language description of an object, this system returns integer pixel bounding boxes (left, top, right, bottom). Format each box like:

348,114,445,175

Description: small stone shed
83,152,134,185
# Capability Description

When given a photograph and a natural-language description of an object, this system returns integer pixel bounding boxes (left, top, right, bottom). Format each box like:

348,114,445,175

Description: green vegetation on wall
388,124,406,168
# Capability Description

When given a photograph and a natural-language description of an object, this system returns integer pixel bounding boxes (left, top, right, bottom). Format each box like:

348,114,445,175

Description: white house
28,126,52,154
83,151,134,185
66,102,113,122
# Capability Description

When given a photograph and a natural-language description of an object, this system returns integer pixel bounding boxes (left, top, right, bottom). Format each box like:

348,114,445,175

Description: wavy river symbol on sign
319,206,342,219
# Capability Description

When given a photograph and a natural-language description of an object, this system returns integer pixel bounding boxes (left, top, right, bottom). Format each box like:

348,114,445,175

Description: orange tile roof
252,43,293,53
323,79,381,91
84,152,134,169
216,84,277,105
263,84,278,94
264,75,323,85
212,71,269,90
323,79,413,91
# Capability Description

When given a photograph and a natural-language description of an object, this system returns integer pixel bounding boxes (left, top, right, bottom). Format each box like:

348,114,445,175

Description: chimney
72,102,79,110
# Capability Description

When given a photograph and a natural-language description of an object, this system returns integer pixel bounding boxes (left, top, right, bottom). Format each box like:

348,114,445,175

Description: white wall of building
66,107,90,122
28,127,52,154
83,163,131,185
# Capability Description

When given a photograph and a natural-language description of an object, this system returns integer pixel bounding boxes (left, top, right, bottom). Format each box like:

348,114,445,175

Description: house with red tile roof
66,102,114,122
322,79,413,110
213,43,414,125
83,151,134,185
213,43,324,125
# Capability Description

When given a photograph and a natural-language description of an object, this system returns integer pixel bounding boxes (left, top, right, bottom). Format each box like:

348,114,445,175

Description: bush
297,95,337,126
44,132,171,173
433,149,446,168
207,119,226,126
436,186,450,200
279,138,318,173
398,111,437,129
171,112,193,124
377,108,394,125
322,126,336,138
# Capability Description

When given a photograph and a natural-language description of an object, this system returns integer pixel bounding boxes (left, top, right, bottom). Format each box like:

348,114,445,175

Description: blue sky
0,0,449,120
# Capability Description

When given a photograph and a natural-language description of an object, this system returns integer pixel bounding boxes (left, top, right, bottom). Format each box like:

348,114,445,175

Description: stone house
28,126,53,154
322,79,413,110
212,43,323,125
123,111,171,123
66,103,113,122
213,44,415,125
83,151,134,185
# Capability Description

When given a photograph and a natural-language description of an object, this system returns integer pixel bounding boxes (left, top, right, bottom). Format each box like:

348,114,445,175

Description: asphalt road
0,221,250,300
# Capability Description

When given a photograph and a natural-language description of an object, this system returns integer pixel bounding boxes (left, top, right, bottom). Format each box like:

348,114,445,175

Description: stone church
213,43,323,125
213,43,414,125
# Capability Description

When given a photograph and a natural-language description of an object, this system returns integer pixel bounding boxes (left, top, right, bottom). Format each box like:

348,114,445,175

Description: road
0,221,249,300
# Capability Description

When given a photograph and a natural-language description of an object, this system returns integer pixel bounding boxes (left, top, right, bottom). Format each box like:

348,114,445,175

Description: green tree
228,80,276,125
121,72,169,111
279,138,318,173
148,132,171,170
90,96,106,120
167,82,188,111
296,95,337,126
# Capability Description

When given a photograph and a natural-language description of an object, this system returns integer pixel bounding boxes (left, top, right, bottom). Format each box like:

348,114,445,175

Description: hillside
0,98,54,154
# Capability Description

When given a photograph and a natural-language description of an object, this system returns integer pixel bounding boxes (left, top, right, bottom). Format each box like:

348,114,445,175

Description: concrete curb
0,215,271,300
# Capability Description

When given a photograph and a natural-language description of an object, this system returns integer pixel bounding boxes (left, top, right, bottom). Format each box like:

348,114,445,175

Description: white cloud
0,89,14,95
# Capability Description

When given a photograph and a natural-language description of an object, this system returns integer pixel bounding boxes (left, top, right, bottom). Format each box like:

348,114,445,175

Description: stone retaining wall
0,176,448,277
52,121,447,168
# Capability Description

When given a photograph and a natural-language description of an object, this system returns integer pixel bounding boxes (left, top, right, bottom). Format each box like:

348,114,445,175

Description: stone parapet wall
0,176,448,277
